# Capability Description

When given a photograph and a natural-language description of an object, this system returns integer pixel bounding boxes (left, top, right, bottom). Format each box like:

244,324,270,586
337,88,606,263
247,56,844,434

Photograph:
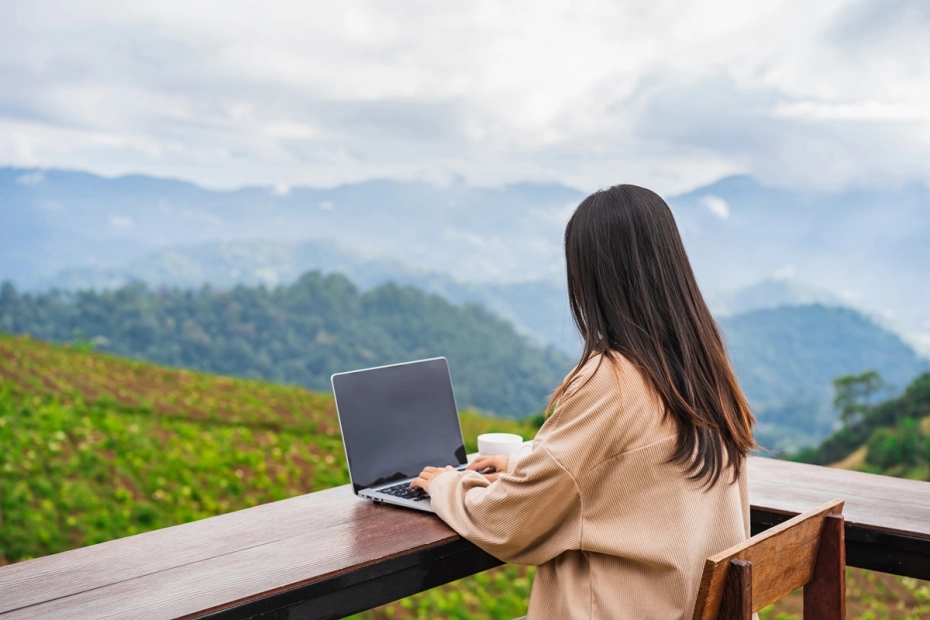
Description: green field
0,333,540,618
1,333,928,619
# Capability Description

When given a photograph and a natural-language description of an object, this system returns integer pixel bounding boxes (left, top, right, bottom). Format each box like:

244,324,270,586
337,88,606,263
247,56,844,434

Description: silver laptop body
331,357,468,513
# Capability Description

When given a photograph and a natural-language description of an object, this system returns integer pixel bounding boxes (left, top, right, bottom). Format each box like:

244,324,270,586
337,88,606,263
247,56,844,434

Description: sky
1,0,929,194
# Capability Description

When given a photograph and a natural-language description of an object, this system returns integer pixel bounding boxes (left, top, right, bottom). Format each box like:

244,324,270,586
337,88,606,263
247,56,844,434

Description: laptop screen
332,357,467,493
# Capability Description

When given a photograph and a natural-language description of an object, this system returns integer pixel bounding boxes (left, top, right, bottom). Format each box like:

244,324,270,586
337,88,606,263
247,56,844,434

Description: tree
833,370,885,428
865,418,923,470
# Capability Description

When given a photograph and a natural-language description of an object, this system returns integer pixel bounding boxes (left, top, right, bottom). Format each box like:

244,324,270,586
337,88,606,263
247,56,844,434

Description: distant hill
720,305,929,452
23,235,877,359
0,273,572,417
4,166,929,349
705,278,843,317
34,239,579,354
0,167,582,285
670,176,930,353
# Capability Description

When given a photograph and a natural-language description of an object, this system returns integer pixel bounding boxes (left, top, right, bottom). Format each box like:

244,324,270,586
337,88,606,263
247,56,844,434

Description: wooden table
1,457,928,620
747,458,930,581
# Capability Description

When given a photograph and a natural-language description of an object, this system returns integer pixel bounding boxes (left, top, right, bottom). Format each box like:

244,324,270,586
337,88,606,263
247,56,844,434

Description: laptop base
359,464,469,513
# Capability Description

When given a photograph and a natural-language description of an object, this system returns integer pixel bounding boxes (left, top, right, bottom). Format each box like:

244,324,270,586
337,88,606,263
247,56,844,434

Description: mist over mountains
3,167,929,352
1,167,579,284
33,239,581,354
23,237,880,360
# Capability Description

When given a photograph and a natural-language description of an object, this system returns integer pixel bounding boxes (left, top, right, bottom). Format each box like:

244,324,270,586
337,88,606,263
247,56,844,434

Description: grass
758,569,930,620
0,390,345,561
1,332,928,619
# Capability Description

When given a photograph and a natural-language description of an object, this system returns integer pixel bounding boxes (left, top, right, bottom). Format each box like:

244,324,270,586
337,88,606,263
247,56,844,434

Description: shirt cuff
429,468,464,497
428,468,485,512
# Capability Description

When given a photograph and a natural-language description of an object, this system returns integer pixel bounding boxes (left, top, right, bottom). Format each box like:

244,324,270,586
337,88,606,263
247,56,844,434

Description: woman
411,184,755,619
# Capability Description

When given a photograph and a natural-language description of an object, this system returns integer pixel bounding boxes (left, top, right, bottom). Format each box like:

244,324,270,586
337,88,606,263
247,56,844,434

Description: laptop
331,357,469,513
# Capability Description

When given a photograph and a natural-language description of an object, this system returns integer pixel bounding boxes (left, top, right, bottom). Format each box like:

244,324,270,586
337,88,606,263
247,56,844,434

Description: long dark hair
549,184,755,487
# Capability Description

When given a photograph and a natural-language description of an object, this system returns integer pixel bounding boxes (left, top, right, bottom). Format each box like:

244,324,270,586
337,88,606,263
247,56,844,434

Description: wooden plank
199,540,501,620
751,509,930,580
803,514,845,620
0,490,488,620
718,560,752,620
0,487,364,613
692,500,843,620
0,487,467,618
748,458,930,539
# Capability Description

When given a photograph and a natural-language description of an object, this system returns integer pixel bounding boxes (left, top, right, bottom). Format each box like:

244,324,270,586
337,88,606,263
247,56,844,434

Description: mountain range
2,166,929,451
23,236,880,359
3,167,928,353
719,305,928,451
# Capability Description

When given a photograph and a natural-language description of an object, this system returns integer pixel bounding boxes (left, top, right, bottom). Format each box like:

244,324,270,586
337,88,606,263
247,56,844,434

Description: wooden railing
1,457,928,619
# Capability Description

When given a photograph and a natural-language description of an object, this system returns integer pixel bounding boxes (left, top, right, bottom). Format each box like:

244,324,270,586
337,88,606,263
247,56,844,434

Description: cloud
772,101,929,122
637,73,930,191
0,1,928,194
829,0,930,46
699,195,730,220
530,201,578,226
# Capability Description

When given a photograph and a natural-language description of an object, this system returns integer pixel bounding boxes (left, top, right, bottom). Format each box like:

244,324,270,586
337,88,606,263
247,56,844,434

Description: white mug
477,432,524,456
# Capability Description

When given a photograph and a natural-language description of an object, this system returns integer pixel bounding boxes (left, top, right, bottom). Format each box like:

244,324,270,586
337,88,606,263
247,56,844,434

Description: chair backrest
691,498,845,620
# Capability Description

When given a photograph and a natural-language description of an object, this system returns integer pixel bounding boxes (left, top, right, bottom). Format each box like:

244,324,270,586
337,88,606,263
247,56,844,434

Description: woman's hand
467,455,509,482
410,465,456,493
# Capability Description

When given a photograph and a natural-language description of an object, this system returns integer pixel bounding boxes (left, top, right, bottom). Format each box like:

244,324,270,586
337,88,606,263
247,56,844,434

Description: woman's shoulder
543,351,671,474
560,351,645,401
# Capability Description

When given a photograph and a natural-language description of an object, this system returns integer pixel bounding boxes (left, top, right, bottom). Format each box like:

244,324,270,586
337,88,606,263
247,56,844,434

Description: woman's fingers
483,472,501,482
467,455,501,471
409,465,456,491
468,455,507,474
467,456,492,470
411,472,434,488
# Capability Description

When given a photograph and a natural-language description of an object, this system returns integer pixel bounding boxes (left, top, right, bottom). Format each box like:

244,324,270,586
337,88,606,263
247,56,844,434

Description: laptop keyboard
379,483,430,501
376,465,468,502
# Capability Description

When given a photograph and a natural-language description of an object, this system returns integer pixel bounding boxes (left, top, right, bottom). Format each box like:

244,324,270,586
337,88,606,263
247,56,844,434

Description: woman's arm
423,358,622,564
426,441,582,565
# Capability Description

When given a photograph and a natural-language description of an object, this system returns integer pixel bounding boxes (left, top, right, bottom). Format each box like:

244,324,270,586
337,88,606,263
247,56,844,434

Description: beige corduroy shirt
429,353,750,620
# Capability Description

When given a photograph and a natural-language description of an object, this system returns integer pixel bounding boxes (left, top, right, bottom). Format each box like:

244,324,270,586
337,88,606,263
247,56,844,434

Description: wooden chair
692,499,846,620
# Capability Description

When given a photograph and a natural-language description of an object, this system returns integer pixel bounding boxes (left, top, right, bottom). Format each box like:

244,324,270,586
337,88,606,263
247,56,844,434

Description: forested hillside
720,305,928,452
0,274,572,417
796,371,930,480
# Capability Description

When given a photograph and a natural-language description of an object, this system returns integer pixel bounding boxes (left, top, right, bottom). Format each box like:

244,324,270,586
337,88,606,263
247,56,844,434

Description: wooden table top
747,457,930,540
1,457,928,619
